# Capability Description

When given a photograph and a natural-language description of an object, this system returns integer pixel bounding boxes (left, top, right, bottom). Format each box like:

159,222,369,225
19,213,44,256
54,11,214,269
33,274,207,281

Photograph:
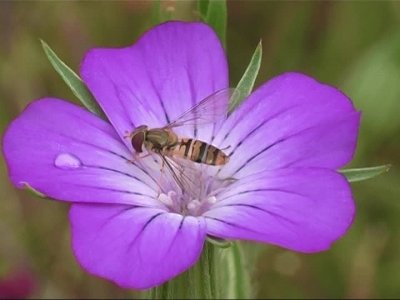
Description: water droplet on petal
54,153,82,170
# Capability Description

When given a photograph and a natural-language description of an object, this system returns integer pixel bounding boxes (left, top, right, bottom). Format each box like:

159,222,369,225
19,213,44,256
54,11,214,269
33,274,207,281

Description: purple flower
2,21,360,289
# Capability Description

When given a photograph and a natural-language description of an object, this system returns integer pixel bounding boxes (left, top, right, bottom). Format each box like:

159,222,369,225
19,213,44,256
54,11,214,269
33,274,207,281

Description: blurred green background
0,0,399,298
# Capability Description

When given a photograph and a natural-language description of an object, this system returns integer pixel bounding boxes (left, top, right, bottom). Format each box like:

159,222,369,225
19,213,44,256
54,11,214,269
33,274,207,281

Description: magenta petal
3,98,161,207
80,21,228,147
70,204,206,289
205,168,355,253
214,72,360,178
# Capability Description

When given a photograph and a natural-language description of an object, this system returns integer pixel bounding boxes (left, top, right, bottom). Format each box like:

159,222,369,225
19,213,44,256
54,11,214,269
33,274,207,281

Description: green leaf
340,165,391,182
201,0,227,48
40,40,106,119
229,40,263,112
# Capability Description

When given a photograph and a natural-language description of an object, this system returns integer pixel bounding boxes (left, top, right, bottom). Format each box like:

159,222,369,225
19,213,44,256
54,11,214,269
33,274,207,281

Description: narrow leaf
340,165,391,182
21,182,46,198
229,40,263,112
40,40,106,119
203,0,227,48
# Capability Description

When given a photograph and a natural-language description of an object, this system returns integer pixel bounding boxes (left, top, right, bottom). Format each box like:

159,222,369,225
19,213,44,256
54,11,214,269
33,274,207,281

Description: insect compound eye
131,131,145,153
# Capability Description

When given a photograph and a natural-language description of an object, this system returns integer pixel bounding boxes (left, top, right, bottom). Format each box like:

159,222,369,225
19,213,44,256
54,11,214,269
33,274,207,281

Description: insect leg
220,145,232,151
159,154,186,192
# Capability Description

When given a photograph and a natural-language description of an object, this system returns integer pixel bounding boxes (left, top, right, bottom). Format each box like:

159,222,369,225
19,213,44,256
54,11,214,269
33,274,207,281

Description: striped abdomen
166,138,229,166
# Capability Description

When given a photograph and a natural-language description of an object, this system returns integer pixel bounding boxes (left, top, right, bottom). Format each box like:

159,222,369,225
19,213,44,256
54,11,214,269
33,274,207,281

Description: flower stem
225,242,251,298
147,242,221,299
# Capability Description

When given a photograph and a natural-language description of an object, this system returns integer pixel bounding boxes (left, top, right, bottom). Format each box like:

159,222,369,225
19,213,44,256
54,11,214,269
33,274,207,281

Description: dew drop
54,153,82,170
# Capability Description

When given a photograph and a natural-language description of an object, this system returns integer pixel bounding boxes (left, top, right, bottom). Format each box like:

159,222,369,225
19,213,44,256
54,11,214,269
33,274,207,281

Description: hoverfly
128,88,233,192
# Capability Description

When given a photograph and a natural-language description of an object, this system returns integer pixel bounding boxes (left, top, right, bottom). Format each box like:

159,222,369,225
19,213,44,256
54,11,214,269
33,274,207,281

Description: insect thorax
145,128,178,150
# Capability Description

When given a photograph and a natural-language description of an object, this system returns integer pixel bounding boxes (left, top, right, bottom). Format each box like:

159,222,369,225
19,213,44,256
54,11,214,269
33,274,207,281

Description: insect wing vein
159,154,201,195
166,88,235,129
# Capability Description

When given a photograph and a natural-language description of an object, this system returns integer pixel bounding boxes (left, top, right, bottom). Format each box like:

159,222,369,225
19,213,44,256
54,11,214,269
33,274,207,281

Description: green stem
227,242,251,299
147,242,221,299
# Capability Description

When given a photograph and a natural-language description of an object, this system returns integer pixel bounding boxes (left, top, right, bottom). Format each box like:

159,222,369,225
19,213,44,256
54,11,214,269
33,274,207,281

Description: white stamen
158,193,174,206
187,199,201,212
153,163,234,216
207,196,217,204
167,190,177,199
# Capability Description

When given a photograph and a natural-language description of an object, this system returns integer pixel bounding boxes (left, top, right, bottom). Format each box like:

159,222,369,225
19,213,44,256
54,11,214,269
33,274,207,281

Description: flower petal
214,72,360,178
70,204,206,289
205,168,355,253
2,98,162,207
80,21,229,147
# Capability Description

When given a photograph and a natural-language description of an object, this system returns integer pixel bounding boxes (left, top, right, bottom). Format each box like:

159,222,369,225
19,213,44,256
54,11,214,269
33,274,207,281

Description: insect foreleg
220,144,232,151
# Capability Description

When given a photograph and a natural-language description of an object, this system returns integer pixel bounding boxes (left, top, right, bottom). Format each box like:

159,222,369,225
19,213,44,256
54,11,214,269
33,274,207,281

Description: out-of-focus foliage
0,1,399,298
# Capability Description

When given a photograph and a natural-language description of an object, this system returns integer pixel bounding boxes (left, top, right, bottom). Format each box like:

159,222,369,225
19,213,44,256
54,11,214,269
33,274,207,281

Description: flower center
155,166,231,216
136,155,233,216
158,190,219,216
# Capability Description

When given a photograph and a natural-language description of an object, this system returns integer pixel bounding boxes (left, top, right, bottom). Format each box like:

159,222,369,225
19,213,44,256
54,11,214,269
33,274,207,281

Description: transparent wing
159,154,202,196
131,145,203,196
166,88,235,129
161,154,236,198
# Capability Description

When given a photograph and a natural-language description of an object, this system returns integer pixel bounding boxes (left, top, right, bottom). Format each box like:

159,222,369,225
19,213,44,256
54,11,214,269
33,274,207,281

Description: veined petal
70,204,207,289
205,168,355,253
214,72,360,178
2,99,162,207
80,21,229,148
